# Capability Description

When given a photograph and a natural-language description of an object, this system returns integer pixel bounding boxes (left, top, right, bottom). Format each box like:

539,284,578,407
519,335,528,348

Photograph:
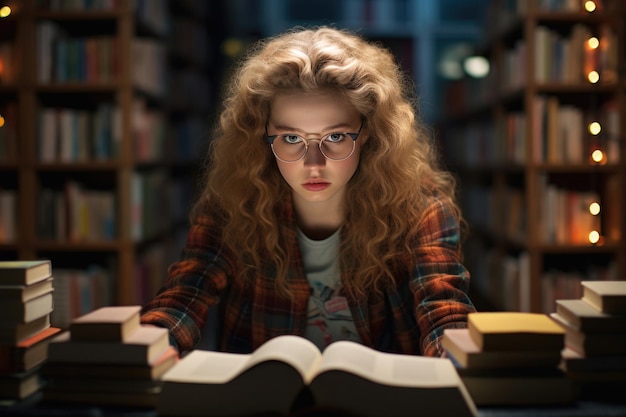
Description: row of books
37,182,116,242
37,104,121,163
0,260,61,403
532,97,620,165
443,99,620,167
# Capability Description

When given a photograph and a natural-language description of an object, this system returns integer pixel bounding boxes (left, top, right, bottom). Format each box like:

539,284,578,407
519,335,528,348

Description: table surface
2,393,626,417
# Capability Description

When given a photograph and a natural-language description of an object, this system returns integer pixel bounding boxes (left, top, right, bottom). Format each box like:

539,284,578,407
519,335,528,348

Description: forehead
269,91,359,130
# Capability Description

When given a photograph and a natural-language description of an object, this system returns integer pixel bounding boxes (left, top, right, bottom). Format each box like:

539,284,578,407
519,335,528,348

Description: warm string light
584,1,597,13
588,201,602,245
0,6,10,18
0,114,5,128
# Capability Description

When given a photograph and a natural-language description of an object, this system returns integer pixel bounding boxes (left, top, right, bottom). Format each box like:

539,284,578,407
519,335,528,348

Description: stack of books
551,280,626,398
442,311,574,406
0,260,61,403
42,305,178,408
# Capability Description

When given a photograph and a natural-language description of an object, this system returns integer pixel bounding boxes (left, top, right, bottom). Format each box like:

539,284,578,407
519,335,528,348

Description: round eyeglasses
265,122,363,163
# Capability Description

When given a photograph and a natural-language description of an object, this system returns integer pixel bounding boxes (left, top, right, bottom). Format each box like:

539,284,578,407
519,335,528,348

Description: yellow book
468,312,565,351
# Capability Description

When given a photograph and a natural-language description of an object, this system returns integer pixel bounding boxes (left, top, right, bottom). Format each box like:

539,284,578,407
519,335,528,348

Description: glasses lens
272,135,307,161
320,134,355,160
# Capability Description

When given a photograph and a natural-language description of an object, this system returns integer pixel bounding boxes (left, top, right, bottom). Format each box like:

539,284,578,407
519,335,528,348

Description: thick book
442,328,561,369
0,278,54,302
467,312,565,351
0,327,61,373
47,326,169,365
0,315,51,344
551,312,626,356
69,305,141,342
0,366,43,400
555,299,626,333
158,335,478,417
43,378,162,408
43,346,178,380
560,347,626,373
456,367,574,406
4,292,54,323
581,280,626,314
0,260,52,286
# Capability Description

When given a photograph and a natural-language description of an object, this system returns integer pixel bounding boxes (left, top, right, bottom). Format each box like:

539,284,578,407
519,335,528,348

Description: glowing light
587,37,599,49
584,1,597,12
463,56,490,78
589,122,601,135
588,71,600,83
588,230,600,244
0,115,4,128
591,149,605,164
0,6,11,18
589,202,601,216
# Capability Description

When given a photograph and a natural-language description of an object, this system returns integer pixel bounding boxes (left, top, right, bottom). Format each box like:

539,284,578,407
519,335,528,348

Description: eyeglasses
265,121,363,163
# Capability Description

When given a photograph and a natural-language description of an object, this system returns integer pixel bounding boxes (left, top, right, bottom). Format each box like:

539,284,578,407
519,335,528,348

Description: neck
293,198,343,241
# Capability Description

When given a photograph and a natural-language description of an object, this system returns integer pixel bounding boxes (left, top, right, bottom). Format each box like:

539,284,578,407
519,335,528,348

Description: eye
282,134,303,144
325,133,346,143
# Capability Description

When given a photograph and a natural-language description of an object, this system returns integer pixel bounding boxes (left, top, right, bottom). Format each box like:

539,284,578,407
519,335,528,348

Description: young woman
140,26,476,357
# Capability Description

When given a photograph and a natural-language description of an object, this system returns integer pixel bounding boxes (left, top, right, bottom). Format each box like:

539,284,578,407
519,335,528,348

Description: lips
302,180,330,192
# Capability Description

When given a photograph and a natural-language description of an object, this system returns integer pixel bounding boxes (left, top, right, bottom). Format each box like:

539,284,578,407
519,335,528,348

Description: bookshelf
439,0,626,313
0,0,217,326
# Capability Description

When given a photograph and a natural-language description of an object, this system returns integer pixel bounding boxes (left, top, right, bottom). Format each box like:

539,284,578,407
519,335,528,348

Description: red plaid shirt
140,197,476,356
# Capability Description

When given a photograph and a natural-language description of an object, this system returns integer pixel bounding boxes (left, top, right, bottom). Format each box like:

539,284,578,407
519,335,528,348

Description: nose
303,140,326,167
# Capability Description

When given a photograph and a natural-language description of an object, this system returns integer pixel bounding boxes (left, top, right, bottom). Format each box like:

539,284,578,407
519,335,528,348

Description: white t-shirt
298,228,361,350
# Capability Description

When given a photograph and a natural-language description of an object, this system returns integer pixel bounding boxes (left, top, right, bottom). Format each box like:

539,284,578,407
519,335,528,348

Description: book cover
0,315,51,345
581,280,626,314
457,367,574,406
0,326,61,373
43,346,178,380
69,305,141,342
442,328,561,369
0,278,54,303
551,312,626,356
0,260,52,286
43,378,162,408
0,366,43,400
467,312,565,351
158,335,478,417
555,299,626,333
47,325,169,365
560,347,626,373
4,292,54,324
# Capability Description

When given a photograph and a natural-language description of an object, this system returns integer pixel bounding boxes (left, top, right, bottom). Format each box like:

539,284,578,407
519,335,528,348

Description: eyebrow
270,122,355,133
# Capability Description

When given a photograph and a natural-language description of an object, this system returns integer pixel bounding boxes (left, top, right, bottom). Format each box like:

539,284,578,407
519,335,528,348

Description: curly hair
192,26,461,299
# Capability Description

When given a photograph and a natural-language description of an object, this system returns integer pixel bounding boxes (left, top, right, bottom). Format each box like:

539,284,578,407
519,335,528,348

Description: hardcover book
47,326,169,365
157,335,478,417
581,280,626,314
442,328,561,369
0,260,52,286
555,299,626,333
69,305,141,342
467,312,565,351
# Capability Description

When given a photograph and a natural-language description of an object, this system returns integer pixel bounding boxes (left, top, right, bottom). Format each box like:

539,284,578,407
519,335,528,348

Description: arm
411,198,476,357
140,210,234,353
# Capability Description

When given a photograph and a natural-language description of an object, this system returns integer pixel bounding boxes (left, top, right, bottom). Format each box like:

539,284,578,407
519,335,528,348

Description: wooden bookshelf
0,0,218,326
439,0,626,313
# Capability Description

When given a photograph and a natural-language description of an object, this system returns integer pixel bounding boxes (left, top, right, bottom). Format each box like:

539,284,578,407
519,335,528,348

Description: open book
158,335,478,417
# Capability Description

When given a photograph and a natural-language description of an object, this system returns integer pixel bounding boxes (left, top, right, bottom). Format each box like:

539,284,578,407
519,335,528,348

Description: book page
162,336,322,385
245,335,322,381
315,341,460,387
161,350,252,384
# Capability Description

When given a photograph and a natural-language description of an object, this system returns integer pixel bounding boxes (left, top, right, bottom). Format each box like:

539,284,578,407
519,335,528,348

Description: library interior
1,0,625,416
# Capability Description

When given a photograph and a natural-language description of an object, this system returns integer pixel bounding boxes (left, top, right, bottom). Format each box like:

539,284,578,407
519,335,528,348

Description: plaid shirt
140,197,476,356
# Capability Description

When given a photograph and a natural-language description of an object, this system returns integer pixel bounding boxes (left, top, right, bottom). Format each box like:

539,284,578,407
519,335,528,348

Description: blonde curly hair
193,26,461,298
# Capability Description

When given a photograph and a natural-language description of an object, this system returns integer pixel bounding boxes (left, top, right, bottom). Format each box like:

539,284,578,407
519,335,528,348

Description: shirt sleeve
140,211,234,352
411,198,477,357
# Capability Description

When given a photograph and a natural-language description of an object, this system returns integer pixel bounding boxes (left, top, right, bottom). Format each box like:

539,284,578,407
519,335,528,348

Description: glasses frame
265,121,364,163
